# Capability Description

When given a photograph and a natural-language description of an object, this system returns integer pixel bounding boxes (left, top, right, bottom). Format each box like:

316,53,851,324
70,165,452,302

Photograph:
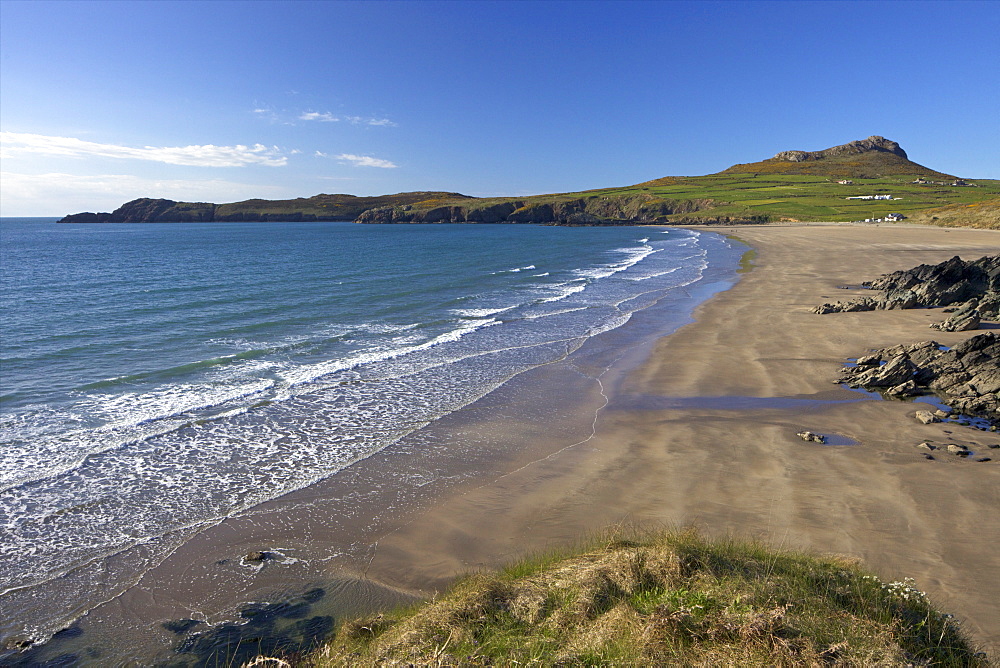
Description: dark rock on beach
814,255,1000,319
930,299,982,332
840,332,1000,427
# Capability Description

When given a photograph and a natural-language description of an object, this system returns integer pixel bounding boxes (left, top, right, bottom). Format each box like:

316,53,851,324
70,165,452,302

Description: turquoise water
0,218,743,648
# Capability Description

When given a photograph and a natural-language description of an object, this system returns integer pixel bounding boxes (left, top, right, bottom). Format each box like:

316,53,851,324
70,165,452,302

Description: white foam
538,281,587,303
492,264,536,274
451,305,517,318
276,318,499,388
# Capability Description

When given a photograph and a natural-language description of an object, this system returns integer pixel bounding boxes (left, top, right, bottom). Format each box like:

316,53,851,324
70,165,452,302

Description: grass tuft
294,528,987,667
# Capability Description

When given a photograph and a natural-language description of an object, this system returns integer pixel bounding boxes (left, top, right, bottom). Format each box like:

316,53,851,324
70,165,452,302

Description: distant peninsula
59,137,1000,228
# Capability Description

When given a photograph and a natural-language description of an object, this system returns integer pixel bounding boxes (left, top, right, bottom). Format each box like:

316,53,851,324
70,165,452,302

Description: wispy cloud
0,132,288,167
271,109,397,127
344,116,398,127
0,171,290,215
335,153,398,168
299,111,340,122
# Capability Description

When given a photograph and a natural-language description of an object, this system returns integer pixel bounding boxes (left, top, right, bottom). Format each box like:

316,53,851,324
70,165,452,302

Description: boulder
887,379,918,396
849,356,916,388
930,300,981,332
915,410,940,424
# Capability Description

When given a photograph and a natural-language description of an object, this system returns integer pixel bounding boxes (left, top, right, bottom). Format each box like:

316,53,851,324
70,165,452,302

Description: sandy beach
366,224,1000,651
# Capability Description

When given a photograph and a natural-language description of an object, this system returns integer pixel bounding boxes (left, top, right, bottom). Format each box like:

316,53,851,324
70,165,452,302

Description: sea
0,218,745,664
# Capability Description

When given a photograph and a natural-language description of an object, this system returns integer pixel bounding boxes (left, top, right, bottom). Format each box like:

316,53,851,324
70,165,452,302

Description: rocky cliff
353,194,751,225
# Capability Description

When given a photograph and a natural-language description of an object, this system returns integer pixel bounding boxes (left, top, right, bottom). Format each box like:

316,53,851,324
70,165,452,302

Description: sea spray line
0,237,691,493
1,235,688,512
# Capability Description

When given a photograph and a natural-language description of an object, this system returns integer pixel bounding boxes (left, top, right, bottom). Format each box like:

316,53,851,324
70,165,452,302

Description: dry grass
285,528,986,667
906,198,1000,230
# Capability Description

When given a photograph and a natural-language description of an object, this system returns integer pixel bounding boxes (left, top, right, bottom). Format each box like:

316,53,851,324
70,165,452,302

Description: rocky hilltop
771,136,908,162
722,135,955,179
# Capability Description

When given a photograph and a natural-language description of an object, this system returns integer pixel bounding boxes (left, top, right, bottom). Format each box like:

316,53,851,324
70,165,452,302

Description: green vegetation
212,192,473,221
58,138,1000,227
294,529,985,667
580,173,1000,225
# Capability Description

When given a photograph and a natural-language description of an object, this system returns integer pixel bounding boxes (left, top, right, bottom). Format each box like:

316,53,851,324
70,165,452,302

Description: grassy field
579,173,1000,224
292,529,986,667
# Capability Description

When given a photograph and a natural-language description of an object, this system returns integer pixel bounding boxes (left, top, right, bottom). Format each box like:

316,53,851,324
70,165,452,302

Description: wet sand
367,224,1000,651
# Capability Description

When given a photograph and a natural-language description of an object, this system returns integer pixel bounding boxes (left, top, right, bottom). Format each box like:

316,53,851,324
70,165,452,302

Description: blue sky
1,0,998,215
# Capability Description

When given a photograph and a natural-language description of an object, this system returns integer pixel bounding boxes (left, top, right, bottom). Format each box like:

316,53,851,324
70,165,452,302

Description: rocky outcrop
814,255,1000,321
839,333,1000,426
772,136,908,162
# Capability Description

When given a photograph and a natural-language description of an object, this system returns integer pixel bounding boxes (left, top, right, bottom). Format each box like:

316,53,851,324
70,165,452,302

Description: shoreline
3,228,748,666
361,224,1000,651
7,224,999,663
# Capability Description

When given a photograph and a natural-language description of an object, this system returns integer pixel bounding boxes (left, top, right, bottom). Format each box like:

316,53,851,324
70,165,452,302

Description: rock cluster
915,440,997,462
839,333,1000,426
814,255,1000,319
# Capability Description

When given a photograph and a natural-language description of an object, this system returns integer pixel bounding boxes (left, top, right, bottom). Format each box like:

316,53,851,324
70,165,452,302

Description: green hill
719,135,955,180
58,137,1000,227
